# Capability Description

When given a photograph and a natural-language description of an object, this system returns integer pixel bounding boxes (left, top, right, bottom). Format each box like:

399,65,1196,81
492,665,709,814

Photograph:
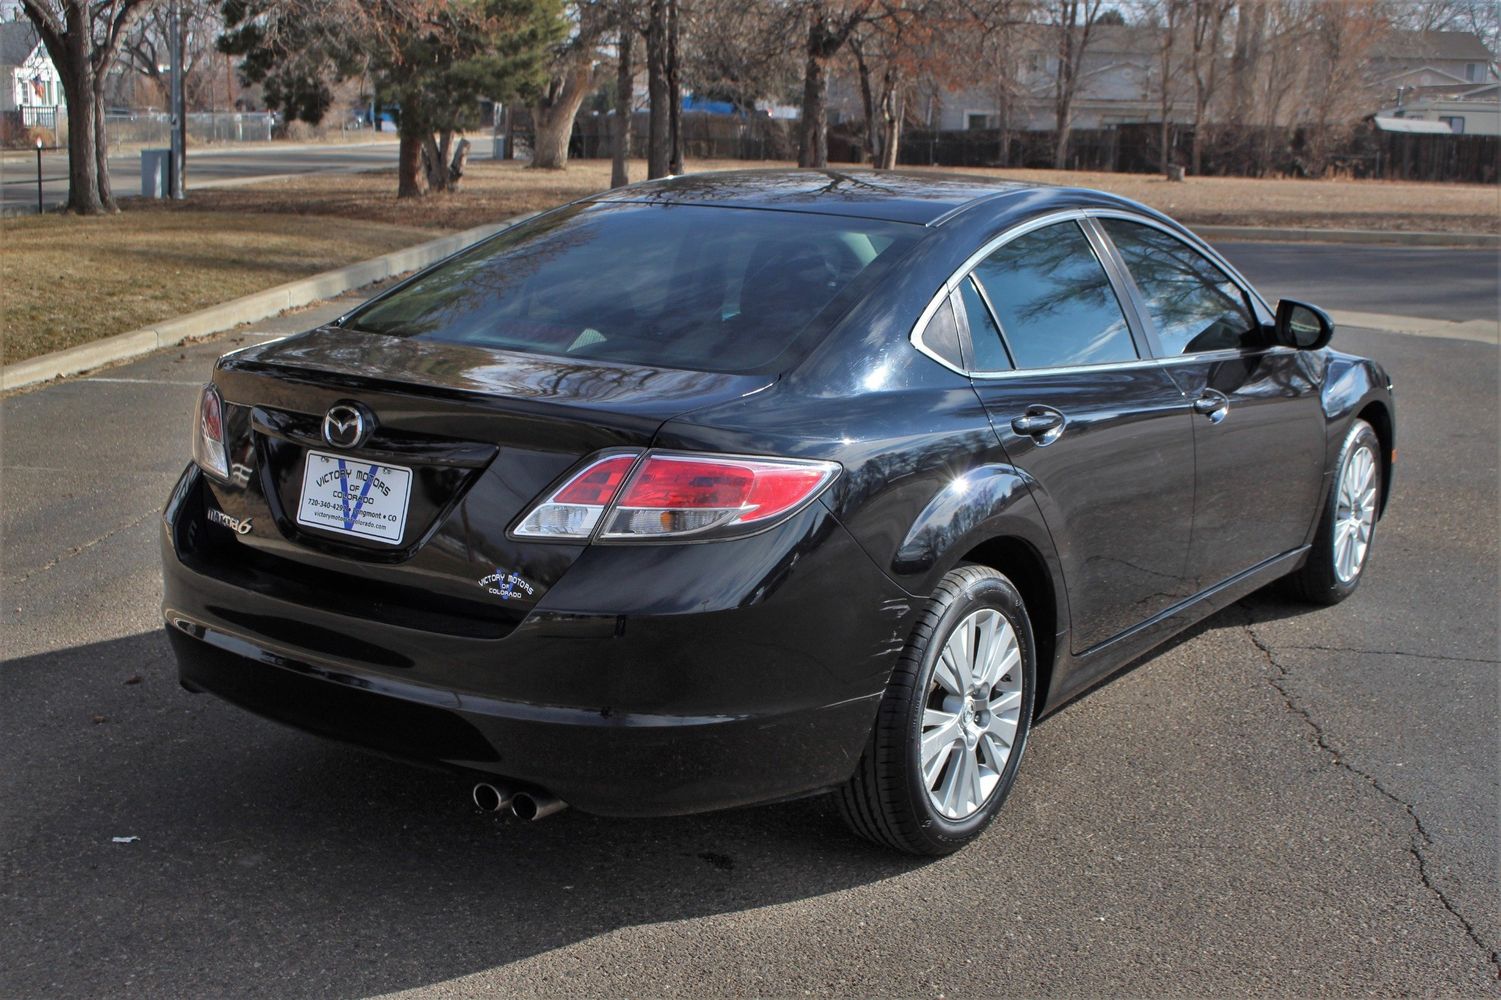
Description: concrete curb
0,214,533,392
1329,310,1498,345
1194,224,1499,248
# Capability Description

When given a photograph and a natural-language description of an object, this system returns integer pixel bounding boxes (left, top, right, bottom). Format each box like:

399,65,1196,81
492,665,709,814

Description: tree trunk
611,24,632,188
1191,92,1208,174
1052,30,1074,169
877,73,902,170
853,42,878,165
646,0,670,178
92,74,116,210
667,0,682,174
448,138,470,190
797,45,828,168
58,35,103,214
532,61,591,170
397,132,426,198
1052,121,1072,170
421,131,455,192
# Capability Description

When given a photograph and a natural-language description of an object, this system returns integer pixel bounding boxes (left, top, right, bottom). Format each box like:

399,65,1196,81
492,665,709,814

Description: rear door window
1100,219,1261,355
971,221,1138,370
341,203,917,375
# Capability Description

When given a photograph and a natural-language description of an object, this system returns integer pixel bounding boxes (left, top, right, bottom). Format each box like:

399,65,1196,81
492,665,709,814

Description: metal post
169,0,185,199
36,138,43,214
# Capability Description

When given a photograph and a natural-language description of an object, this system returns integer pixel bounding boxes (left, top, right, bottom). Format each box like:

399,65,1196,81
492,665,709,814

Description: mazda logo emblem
322,403,372,449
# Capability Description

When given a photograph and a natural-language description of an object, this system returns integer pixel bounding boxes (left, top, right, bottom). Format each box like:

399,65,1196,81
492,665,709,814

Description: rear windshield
341,202,918,374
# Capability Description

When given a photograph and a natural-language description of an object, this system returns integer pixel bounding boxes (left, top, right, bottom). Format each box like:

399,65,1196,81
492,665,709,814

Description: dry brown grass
0,210,430,364
3,156,1494,366
943,166,1501,234
160,157,1501,234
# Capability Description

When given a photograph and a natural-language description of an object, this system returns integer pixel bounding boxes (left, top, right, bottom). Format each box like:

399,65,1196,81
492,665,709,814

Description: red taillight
602,453,839,539
552,454,636,505
512,452,641,539
617,457,829,524
512,451,840,542
617,459,755,510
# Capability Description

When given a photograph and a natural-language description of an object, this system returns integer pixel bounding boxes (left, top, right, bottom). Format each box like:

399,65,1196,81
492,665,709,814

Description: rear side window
958,277,1012,372
972,221,1137,370
1101,219,1260,355
341,203,917,375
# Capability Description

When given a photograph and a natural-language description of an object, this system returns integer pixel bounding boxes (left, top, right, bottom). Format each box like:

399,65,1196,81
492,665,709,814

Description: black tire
1284,418,1382,605
838,565,1037,856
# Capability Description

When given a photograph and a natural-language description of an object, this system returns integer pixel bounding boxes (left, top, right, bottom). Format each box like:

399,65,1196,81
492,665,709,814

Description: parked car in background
162,171,1394,855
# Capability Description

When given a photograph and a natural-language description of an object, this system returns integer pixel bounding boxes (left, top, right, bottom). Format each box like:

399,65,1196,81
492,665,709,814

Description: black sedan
162,170,1394,855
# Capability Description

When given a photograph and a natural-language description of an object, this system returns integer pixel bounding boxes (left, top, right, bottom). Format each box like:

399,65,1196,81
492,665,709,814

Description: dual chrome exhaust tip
471,782,567,821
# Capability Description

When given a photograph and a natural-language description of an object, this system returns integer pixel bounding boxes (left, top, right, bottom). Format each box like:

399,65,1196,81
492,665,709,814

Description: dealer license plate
296,450,413,545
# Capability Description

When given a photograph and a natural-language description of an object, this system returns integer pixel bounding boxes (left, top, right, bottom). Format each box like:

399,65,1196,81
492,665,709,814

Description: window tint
920,297,964,370
343,203,917,375
971,221,1137,369
1101,219,1260,355
958,277,1011,372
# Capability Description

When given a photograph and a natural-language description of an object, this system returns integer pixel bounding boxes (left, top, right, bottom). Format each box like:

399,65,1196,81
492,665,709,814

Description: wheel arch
958,535,1059,719
1355,399,1394,517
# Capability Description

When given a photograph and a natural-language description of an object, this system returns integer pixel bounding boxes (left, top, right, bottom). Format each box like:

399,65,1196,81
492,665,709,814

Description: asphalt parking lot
1,243,1496,997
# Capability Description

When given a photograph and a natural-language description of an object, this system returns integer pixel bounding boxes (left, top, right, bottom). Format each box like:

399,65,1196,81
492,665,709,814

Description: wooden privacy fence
888,122,1496,183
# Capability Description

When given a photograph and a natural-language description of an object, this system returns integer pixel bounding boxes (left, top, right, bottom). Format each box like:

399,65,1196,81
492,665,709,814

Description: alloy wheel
921,608,1025,820
1333,443,1378,584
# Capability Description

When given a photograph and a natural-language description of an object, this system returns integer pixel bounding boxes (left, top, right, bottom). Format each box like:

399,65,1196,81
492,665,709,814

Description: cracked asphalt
2,248,1497,997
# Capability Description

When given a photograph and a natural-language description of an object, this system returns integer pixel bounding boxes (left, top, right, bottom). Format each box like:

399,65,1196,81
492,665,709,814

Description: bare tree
796,0,873,168
1391,0,1500,53
1300,0,1387,176
532,2,609,169
645,0,669,175
1048,0,1105,169
1148,0,1187,176
117,0,220,110
20,0,155,214
1187,0,1232,175
953,0,1037,167
610,0,637,187
1250,0,1309,174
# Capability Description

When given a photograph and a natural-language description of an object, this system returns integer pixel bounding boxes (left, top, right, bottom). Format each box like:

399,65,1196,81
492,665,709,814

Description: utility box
141,148,172,198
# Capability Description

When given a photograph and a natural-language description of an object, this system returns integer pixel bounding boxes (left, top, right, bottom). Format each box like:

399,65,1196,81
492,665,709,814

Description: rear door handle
1010,406,1066,444
1192,390,1230,423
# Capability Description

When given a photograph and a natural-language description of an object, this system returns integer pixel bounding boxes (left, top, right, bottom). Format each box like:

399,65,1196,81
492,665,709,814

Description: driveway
1,251,1496,997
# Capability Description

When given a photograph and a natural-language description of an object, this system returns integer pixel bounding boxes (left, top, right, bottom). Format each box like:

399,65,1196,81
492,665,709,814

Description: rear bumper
167,619,878,816
162,465,909,817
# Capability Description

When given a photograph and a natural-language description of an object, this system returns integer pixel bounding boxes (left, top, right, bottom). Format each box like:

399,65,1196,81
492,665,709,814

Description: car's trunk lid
199,327,772,638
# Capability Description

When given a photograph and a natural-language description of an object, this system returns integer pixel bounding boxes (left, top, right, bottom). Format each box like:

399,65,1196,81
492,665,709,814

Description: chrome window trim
910,206,1278,378
965,345,1298,382
909,288,966,374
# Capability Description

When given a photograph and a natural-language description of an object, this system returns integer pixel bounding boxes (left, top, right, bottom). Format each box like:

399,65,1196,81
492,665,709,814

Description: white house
0,21,65,125
1377,83,1501,137
940,25,1187,133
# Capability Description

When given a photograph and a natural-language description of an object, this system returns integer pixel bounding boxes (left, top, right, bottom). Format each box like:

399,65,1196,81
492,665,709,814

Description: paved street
0,139,451,214
1222,241,1500,324
1,245,1497,997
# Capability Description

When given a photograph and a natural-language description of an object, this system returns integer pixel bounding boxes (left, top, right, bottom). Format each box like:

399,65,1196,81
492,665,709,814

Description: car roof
592,168,1075,227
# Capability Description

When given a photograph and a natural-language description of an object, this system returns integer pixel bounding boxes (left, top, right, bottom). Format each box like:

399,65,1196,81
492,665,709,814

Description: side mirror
1274,299,1334,351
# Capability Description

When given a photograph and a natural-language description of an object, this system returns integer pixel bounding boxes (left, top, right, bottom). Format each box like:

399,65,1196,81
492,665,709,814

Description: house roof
1085,24,1161,57
1371,30,1495,63
0,21,42,67
1372,115,1453,134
